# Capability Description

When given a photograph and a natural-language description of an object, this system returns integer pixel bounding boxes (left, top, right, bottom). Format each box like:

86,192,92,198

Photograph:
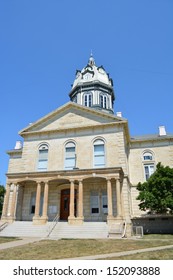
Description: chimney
159,126,166,136
14,141,22,149
116,112,122,118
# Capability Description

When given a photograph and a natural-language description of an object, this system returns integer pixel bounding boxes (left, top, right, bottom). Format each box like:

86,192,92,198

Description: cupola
69,55,115,114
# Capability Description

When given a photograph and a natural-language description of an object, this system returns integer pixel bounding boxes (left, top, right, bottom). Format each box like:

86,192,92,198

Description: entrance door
60,189,70,220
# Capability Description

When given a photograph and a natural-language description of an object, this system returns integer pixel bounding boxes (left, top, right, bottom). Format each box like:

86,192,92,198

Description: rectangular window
102,194,108,214
144,164,154,180
30,193,36,214
94,144,105,167
90,194,99,214
38,150,48,171
65,146,75,170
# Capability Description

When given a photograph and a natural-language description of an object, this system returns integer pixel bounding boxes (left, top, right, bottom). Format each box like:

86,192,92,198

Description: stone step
0,221,110,239
48,222,109,239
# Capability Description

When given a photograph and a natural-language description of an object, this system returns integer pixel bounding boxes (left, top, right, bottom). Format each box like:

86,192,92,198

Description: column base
68,216,84,225
1,216,15,223
107,216,124,226
33,216,48,225
124,221,132,238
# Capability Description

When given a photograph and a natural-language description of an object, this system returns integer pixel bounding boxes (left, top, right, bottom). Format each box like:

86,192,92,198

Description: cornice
20,121,128,137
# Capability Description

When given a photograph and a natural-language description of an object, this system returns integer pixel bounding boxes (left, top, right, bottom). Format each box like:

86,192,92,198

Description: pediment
19,102,126,135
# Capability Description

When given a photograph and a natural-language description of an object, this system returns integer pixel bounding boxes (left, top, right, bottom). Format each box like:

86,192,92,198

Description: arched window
142,151,155,180
38,144,48,171
100,94,107,109
84,92,92,107
93,139,105,168
143,151,153,161
65,142,76,170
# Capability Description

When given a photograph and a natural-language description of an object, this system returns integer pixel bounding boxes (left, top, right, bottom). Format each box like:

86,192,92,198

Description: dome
69,55,115,114
72,55,113,89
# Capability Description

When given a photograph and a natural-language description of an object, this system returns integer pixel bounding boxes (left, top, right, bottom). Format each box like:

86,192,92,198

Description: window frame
64,141,76,170
90,192,100,215
100,94,107,109
83,92,92,107
37,144,49,171
142,150,155,181
93,139,105,168
144,164,155,181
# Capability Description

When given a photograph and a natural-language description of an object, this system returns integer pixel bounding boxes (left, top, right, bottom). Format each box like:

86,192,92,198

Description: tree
0,185,5,216
137,163,173,214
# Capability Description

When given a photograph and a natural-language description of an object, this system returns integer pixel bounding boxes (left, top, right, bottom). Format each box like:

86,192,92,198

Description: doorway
60,189,70,220
60,188,77,220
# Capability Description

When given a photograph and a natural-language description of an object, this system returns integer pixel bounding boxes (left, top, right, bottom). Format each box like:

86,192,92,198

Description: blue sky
0,0,173,185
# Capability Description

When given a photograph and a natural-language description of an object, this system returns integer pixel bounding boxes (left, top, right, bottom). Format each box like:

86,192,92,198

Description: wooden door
60,189,70,220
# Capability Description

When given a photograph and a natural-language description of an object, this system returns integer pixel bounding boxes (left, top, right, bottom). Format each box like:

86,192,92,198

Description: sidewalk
66,244,173,260
0,237,41,250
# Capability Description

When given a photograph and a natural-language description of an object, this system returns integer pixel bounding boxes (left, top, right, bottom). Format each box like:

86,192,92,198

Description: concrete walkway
0,237,41,250
66,244,173,260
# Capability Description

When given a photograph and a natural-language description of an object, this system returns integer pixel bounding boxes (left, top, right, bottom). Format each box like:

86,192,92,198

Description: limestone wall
8,124,128,174
129,140,173,185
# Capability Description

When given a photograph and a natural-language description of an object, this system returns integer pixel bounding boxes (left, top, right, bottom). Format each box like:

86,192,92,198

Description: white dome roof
72,55,113,89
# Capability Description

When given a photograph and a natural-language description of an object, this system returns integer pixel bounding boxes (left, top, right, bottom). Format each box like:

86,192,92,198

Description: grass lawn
0,235,173,260
0,237,20,244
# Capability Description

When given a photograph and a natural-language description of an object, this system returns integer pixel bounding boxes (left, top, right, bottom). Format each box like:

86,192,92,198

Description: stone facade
1,56,173,235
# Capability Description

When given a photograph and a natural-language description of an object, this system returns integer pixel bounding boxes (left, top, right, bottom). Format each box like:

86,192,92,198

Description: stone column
69,180,75,218
107,179,113,218
9,184,17,220
42,181,49,222
78,180,83,218
1,183,11,219
116,178,122,217
33,182,41,221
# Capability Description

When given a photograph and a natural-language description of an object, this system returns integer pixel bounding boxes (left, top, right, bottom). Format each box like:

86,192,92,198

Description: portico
1,167,125,226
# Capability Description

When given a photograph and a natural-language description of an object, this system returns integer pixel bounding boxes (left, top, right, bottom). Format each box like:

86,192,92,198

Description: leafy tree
0,185,5,216
137,163,173,214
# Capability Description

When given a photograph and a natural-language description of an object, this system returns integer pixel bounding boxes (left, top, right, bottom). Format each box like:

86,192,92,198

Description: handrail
46,214,59,238
121,221,127,238
0,222,8,232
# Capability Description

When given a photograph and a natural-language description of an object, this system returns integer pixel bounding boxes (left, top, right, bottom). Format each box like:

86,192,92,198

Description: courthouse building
1,55,173,234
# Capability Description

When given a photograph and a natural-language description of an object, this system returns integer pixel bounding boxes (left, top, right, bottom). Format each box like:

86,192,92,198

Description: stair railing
46,214,59,238
0,222,8,232
121,221,127,238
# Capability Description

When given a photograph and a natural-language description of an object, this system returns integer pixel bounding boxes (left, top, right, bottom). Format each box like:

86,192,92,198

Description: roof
131,133,173,142
71,55,113,90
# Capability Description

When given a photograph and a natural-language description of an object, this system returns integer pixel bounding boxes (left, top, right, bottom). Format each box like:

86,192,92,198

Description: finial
88,50,95,66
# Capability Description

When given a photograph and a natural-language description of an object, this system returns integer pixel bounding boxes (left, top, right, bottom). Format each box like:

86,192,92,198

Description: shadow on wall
132,215,173,234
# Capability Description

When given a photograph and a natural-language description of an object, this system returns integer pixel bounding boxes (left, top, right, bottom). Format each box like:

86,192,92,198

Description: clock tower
69,55,115,114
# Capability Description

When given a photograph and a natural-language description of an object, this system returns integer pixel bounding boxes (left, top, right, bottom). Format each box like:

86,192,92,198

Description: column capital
106,178,112,182
69,179,75,183
78,179,83,183
44,181,49,185
36,181,42,185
